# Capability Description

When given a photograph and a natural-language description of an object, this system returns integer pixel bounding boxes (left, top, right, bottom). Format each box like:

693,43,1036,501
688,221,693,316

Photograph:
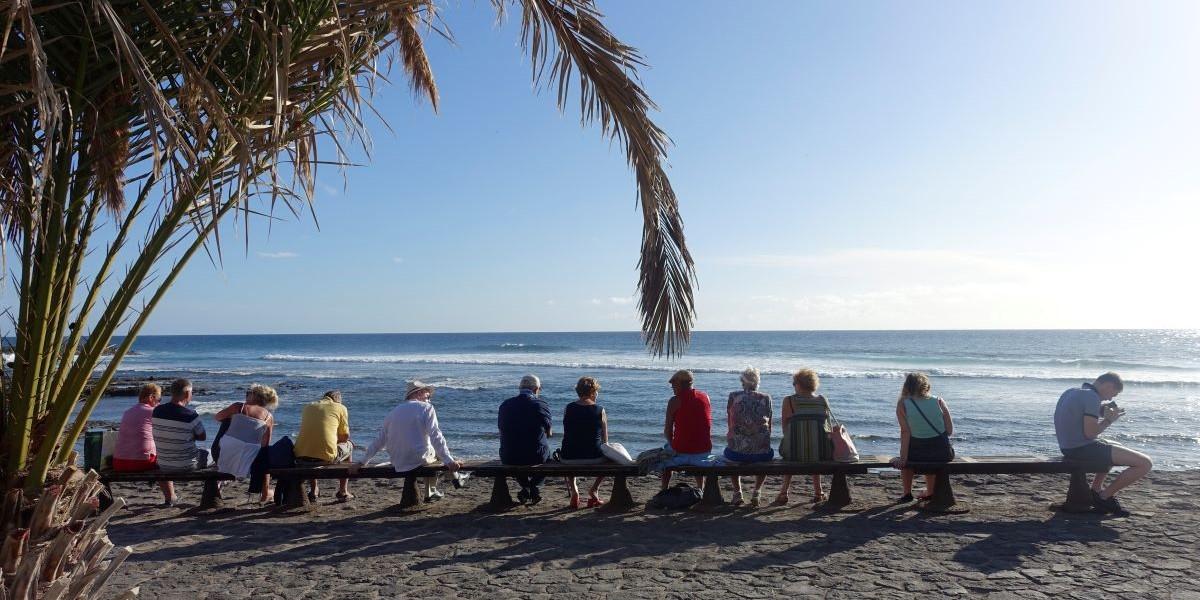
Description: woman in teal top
889,372,955,503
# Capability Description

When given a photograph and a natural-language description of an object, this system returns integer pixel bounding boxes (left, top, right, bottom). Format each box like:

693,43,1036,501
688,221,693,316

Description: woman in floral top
723,367,773,505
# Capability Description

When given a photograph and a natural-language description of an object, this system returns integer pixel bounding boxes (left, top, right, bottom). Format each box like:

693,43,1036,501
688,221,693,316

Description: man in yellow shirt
294,390,353,501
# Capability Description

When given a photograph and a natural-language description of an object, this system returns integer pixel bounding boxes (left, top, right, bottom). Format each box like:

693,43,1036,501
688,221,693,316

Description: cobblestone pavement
103,471,1200,599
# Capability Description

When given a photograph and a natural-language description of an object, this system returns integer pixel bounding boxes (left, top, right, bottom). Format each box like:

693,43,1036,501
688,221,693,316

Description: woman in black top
560,376,609,509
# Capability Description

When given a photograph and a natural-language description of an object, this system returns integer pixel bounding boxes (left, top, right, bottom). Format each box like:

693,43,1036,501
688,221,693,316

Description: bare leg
588,476,605,499
753,475,766,494
1091,468,1112,492
159,481,175,503
260,475,272,503
661,472,671,490
308,479,319,497
1100,447,1153,499
730,475,743,496
918,474,936,499
567,477,580,503
812,474,823,500
901,469,914,496
775,475,793,504
338,478,349,497
694,475,704,489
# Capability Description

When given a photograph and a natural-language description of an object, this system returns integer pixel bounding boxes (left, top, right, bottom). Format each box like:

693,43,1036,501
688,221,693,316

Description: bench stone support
1061,470,1094,513
489,476,517,510
826,473,852,507
199,479,223,510
700,475,724,507
920,470,962,513
280,476,306,509
399,474,420,509
603,475,636,512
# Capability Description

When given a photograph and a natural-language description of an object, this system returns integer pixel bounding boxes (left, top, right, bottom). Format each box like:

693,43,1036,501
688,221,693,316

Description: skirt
908,435,954,463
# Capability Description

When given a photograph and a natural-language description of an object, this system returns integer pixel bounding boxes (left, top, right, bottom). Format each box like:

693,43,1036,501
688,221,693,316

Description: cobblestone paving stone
102,471,1200,598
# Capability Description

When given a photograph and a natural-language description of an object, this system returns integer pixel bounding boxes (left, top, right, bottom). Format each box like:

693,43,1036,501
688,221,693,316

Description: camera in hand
1103,400,1119,412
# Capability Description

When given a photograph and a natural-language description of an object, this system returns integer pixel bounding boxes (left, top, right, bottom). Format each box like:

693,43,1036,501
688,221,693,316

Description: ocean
87,330,1200,469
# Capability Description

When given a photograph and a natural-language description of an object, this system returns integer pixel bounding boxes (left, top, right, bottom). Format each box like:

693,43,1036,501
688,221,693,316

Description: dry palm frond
391,1,440,111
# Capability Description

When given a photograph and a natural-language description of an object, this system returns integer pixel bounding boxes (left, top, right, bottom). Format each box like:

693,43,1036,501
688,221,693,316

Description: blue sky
145,1,1200,334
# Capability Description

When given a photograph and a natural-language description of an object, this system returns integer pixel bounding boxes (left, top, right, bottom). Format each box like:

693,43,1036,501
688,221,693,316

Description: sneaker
160,498,177,508
749,491,762,507
516,486,530,504
1097,494,1129,517
425,488,444,503
451,471,471,489
898,493,914,503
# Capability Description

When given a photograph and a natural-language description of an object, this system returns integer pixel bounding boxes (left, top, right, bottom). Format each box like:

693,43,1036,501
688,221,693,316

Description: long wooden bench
666,455,894,509
99,468,234,509
904,455,1112,513
470,461,642,512
269,461,643,512
267,463,465,509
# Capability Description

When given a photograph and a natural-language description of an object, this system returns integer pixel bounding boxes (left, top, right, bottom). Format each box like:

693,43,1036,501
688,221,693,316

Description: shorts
296,441,354,465
662,443,718,468
112,455,157,472
723,447,774,463
1061,441,1117,467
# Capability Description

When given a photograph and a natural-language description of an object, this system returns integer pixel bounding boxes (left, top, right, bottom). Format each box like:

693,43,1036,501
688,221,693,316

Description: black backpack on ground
648,483,702,510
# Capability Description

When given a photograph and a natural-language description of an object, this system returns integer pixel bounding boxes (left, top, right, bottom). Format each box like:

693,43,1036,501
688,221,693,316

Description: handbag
601,442,636,466
827,408,860,463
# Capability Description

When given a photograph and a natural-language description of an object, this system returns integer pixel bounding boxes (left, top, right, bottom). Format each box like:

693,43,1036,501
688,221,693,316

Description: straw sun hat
406,380,435,399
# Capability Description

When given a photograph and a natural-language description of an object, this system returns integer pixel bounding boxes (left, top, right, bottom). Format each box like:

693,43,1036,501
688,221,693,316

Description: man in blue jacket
498,374,553,504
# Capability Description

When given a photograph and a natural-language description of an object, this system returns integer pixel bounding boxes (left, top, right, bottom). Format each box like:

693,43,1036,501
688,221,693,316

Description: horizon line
123,327,1199,337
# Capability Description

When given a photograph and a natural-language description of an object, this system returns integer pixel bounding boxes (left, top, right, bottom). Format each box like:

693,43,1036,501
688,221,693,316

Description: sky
143,0,1200,334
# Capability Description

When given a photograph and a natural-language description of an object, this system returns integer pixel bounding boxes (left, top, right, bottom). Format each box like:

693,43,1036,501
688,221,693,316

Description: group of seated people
110,368,1154,515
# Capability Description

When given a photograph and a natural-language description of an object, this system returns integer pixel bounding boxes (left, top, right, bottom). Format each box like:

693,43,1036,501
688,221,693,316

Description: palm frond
504,0,696,356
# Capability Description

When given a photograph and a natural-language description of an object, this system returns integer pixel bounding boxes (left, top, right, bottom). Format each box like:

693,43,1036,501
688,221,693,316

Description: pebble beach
102,470,1200,599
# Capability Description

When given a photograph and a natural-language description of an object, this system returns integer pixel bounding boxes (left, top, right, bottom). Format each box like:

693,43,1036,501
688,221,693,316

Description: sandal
336,492,354,502
569,495,581,510
587,496,604,509
812,493,826,504
898,493,914,503
772,494,789,506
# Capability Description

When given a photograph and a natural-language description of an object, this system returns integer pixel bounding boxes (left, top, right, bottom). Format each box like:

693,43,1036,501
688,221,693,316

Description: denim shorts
662,443,718,468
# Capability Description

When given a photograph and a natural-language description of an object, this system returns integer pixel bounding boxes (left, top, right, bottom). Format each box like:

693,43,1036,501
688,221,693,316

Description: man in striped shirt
152,378,209,506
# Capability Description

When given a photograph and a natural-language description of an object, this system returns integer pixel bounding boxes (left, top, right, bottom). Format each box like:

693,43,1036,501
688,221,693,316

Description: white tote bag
601,442,636,466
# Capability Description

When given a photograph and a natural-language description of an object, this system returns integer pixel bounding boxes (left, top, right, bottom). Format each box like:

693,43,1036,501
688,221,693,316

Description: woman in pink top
112,383,162,472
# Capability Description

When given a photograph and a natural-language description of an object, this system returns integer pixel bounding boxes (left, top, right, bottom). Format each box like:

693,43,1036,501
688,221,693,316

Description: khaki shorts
297,441,354,465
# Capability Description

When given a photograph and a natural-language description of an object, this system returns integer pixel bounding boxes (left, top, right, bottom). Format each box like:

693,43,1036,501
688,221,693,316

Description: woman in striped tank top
775,369,832,505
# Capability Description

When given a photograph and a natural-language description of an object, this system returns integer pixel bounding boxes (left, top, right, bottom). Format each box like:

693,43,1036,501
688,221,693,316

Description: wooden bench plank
902,456,1112,513
99,469,233,510
469,460,640,477
663,455,894,476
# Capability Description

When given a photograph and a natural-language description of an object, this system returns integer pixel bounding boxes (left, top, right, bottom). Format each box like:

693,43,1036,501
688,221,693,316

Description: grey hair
519,374,541,392
740,367,761,391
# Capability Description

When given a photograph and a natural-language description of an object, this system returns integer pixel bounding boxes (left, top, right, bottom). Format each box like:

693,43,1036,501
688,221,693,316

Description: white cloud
392,257,404,264
257,251,298,259
590,298,603,305
609,296,634,305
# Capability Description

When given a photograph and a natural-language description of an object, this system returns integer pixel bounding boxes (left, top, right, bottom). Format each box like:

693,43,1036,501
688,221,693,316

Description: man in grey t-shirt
1053,372,1152,515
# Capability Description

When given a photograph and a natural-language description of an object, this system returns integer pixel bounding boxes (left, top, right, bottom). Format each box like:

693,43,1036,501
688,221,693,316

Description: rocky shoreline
101,470,1199,598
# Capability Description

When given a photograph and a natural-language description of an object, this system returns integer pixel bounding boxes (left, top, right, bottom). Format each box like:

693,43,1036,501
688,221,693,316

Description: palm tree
0,0,694,596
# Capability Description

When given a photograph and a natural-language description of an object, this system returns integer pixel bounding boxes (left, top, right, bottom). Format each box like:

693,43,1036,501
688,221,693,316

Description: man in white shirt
358,381,464,501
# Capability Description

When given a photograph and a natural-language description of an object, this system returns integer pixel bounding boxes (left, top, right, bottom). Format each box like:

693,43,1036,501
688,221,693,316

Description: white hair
519,374,541,392
740,367,761,391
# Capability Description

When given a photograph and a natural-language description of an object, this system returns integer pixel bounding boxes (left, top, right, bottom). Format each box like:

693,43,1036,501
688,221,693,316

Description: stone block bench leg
699,474,725,507
920,470,967,513
489,476,517,510
399,474,420,509
602,475,636,512
280,476,307,509
1060,469,1095,513
199,479,223,509
826,473,852,507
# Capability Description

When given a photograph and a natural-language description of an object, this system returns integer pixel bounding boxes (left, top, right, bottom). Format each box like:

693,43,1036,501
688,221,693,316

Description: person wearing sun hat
360,380,465,502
